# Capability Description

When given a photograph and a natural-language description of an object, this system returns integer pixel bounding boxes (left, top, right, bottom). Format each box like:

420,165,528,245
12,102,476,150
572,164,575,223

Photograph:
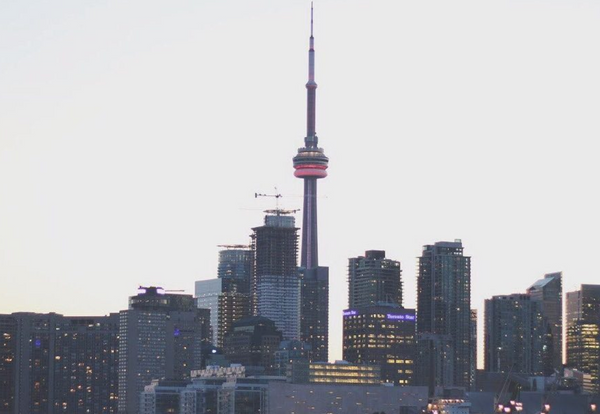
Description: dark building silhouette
348,250,402,308
416,240,472,390
484,293,545,375
223,316,283,374
470,309,478,388
566,284,600,393
0,316,16,414
118,287,211,414
527,272,563,375
343,305,416,386
251,213,301,340
415,333,454,394
0,312,119,414
293,7,330,363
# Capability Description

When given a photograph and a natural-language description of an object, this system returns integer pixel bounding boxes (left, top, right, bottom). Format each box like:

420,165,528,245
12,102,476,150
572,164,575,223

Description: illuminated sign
343,310,358,317
386,313,415,321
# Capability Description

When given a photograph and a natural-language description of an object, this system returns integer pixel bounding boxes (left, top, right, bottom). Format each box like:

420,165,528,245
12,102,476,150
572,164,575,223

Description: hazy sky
1,0,599,365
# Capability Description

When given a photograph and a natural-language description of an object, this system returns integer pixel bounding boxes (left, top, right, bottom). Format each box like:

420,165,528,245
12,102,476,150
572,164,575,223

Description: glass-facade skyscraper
251,213,301,341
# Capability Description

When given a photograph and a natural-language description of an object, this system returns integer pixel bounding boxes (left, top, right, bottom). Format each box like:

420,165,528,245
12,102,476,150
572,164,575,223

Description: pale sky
1,0,599,366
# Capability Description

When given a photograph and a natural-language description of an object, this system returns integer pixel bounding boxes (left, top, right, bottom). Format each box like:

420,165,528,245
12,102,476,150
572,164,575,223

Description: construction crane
255,188,300,216
217,244,251,250
255,188,283,210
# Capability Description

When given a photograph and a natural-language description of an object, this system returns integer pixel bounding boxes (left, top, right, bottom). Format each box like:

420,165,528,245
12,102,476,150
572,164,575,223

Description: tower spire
306,2,317,148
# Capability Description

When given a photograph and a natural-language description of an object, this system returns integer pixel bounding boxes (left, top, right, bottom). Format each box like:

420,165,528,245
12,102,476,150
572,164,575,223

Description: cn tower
294,4,329,362
293,4,329,269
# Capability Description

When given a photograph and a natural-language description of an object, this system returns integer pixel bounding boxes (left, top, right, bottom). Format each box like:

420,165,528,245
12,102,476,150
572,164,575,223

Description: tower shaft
301,178,318,268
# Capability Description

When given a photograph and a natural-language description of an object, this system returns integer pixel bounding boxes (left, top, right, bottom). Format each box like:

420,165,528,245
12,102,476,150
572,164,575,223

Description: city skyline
1,0,600,367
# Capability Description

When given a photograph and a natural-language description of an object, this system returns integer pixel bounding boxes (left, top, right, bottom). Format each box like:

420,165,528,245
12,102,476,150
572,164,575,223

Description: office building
566,285,600,393
140,374,428,414
251,213,301,340
118,287,211,414
288,360,381,385
348,250,402,308
527,272,563,375
343,305,416,386
269,381,428,414
484,293,545,375
0,312,119,414
293,6,330,362
222,316,283,374
416,240,472,390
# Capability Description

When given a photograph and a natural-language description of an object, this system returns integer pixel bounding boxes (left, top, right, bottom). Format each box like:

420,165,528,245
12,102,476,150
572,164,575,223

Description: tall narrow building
527,272,563,375
416,240,472,390
218,248,252,347
348,250,402,308
566,284,600,393
293,4,330,363
252,212,301,340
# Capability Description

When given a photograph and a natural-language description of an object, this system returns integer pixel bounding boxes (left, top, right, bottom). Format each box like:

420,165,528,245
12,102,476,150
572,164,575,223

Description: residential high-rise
348,250,402,308
566,284,600,393
118,287,211,414
527,272,563,375
343,305,416,386
0,312,119,414
416,240,472,390
484,294,545,375
217,247,252,348
251,213,301,340
293,5,330,362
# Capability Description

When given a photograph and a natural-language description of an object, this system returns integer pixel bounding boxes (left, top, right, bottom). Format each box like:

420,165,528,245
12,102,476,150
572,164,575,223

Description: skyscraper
293,5,330,363
195,278,222,345
217,247,252,348
566,284,600,393
527,272,563,375
0,312,119,414
348,250,402,308
251,213,301,340
195,247,253,348
118,287,211,414
484,293,545,375
416,240,472,390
